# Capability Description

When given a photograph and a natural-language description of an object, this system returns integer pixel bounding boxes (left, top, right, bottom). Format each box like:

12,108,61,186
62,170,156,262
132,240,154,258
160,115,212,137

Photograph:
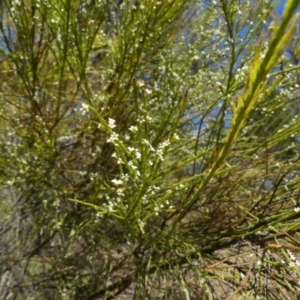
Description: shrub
0,0,300,299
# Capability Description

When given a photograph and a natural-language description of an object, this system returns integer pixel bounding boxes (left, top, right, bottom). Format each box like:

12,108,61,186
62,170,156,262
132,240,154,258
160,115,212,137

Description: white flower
128,160,137,170
135,151,141,160
289,261,295,267
128,147,135,152
257,260,261,266
137,117,145,124
294,207,300,213
143,139,155,151
117,158,124,164
116,188,124,196
136,80,144,87
156,149,164,161
158,139,170,150
146,116,152,122
112,151,124,164
79,103,89,115
107,201,114,211
107,132,119,143
121,174,129,182
111,178,123,185
129,125,138,132
108,118,116,129
287,250,296,261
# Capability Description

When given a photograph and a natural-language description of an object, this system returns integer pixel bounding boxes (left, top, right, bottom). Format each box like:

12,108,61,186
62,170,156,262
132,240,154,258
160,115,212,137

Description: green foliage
1,0,300,299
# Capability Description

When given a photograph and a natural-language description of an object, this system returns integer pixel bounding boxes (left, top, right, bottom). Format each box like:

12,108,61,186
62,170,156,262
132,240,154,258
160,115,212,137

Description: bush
1,0,300,299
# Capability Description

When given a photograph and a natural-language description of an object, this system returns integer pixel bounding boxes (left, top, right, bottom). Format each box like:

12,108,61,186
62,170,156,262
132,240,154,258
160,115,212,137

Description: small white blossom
129,125,138,132
138,219,145,228
294,207,300,213
108,118,116,129
116,188,125,196
121,174,129,182
156,140,170,161
145,88,152,94
117,158,124,164
158,139,170,150
111,178,123,185
287,250,296,261
107,201,114,211
143,139,155,152
136,80,144,87
289,261,296,267
107,132,119,143
173,134,179,140
135,151,141,160
128,160,137,170
156,149,164,161
128,147,135,152
137,116,145,124
79,103,89,115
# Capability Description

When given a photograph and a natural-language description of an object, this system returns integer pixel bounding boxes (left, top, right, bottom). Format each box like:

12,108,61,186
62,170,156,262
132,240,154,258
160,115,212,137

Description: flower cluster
79,103,89,115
